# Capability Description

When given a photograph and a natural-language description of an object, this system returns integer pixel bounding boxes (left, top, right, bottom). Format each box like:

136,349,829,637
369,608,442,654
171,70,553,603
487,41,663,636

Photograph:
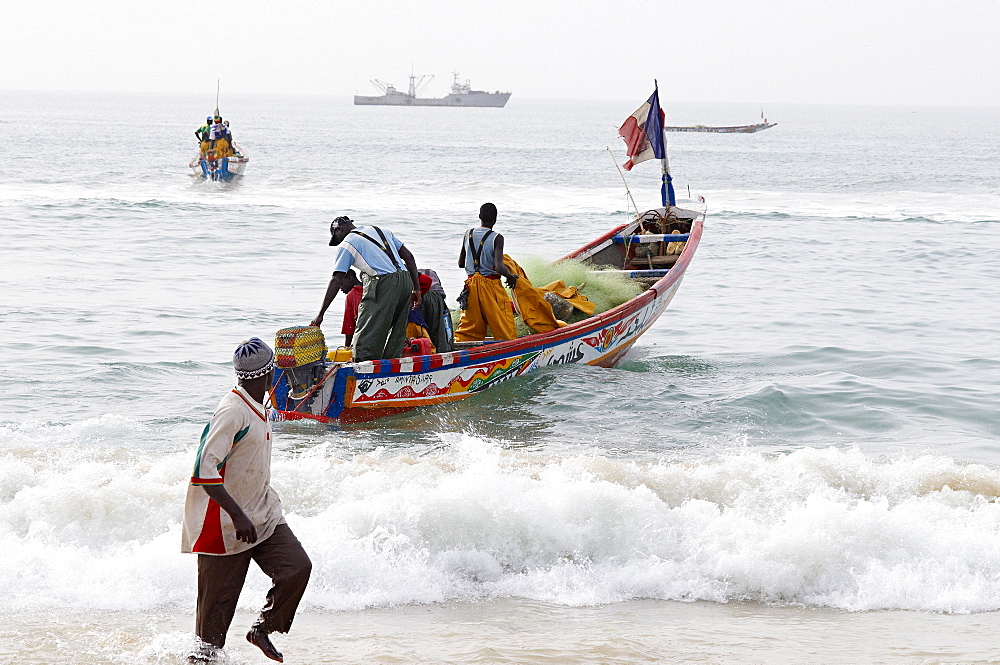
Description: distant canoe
665,122,777,134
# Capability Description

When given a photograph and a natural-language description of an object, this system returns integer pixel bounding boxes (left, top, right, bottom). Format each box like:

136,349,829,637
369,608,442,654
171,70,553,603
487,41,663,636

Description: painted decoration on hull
581,282,679,355
344,282,678,410
350,352,542,408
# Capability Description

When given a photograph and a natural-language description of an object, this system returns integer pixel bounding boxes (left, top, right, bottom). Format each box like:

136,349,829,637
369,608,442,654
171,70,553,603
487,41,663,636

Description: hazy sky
2,0,997,106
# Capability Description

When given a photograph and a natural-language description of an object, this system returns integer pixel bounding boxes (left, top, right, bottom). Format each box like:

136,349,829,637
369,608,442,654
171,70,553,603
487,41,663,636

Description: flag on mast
618,89,665,171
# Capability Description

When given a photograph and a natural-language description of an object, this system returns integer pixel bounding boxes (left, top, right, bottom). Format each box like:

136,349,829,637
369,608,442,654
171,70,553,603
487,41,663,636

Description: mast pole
655,79,676,208
607,147,641,221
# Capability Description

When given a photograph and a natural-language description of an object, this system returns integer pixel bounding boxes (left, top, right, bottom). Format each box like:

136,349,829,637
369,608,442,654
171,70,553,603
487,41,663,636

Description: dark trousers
355,270,412,361
196,523,312,648
420,290,453,353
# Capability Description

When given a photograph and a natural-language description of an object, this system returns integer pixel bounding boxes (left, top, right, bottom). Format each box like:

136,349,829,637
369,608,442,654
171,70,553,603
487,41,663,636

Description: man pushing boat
311,216,422,361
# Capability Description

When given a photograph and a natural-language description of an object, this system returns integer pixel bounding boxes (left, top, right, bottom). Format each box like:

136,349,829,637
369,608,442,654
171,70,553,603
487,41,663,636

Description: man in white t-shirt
182,337,311,663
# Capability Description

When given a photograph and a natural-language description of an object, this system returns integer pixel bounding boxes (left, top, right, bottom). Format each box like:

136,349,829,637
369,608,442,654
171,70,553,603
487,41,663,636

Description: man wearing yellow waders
455,203,519,342
195,116,212,154
208,116,233,159
311,216,422,362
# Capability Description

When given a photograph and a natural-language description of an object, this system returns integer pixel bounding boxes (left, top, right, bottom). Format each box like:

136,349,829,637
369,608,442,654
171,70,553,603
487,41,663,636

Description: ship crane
407,72,434,97
370,79,397,95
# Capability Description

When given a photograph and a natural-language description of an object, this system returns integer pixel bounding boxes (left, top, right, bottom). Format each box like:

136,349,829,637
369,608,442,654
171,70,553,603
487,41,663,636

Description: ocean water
1,91,998,663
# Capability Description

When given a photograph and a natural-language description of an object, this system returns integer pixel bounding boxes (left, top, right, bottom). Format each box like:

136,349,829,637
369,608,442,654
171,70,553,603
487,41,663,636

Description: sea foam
3,428,998,614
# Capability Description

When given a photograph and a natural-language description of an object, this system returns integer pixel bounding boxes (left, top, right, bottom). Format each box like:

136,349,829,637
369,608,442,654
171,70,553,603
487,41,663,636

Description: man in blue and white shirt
311,216,422,362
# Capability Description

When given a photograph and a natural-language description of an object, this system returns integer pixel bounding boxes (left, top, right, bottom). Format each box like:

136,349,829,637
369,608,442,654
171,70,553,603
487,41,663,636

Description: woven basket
274,326,327,368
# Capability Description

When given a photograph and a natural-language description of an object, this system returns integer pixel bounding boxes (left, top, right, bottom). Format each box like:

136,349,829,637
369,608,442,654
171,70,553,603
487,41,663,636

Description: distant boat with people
188,83,250,181
354,72,511,108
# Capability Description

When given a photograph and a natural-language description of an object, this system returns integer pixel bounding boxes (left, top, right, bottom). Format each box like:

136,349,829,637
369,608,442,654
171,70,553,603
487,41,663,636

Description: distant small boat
188,82,250,181
354,71,511,108
667,109,777,133
665,121,777,133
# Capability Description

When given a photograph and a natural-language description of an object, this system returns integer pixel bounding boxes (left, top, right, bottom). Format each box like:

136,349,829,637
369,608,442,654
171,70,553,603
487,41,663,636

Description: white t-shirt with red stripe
181,385,285,555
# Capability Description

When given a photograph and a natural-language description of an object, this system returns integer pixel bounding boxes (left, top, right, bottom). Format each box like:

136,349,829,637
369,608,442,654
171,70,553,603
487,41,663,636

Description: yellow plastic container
328,348,353,362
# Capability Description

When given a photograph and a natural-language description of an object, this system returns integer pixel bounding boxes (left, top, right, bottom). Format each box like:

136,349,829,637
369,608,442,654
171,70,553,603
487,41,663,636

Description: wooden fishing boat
269,201,705,424
665,121,777,133
270,84,704,424
188,84,249,181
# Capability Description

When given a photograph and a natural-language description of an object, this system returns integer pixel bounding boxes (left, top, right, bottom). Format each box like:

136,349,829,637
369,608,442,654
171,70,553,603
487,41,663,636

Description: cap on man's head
329,216,353,245
206,116,213,122
233,337,275,380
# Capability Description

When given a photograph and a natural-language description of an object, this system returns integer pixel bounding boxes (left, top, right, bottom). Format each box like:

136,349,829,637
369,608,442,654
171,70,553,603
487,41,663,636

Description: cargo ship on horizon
354,72,511,108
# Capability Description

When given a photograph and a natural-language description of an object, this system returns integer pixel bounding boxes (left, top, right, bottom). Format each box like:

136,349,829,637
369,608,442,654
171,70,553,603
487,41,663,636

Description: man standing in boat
208,115,232,158
455,202,519,342
311,216,422,361
417,269,454,353
182,337,312,664
195,116,212,154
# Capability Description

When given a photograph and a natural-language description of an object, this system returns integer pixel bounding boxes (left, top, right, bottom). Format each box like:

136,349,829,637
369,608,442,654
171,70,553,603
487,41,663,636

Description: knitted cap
233,337,275,379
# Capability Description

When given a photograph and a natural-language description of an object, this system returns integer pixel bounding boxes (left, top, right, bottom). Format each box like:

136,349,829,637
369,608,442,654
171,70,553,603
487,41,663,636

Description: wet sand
4,599,999,664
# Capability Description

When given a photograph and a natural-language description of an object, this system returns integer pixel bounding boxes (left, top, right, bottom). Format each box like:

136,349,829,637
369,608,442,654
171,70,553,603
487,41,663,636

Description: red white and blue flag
618,89,666,171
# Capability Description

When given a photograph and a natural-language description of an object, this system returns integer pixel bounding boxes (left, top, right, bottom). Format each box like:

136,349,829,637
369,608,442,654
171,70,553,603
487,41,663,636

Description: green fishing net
516,257,642,335
451,258,644,339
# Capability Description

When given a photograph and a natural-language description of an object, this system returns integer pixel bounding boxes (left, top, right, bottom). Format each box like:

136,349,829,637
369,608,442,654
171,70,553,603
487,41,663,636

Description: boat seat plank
627,255,678,270
612,233,690,243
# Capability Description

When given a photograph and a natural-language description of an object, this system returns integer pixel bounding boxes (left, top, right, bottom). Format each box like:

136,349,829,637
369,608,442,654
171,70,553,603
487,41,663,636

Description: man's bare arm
203,484,258,544
493,234,517,288
399,245,422,308
311,272,347,326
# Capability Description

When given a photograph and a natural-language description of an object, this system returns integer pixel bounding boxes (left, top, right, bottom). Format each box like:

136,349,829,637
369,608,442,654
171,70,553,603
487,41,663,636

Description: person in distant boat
195,116,212,154
340,269,363,348
182,337,312,664
311,216,422,362
208,115,233,158
417,270,453,353
222,120,242,157
455,202,518,342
